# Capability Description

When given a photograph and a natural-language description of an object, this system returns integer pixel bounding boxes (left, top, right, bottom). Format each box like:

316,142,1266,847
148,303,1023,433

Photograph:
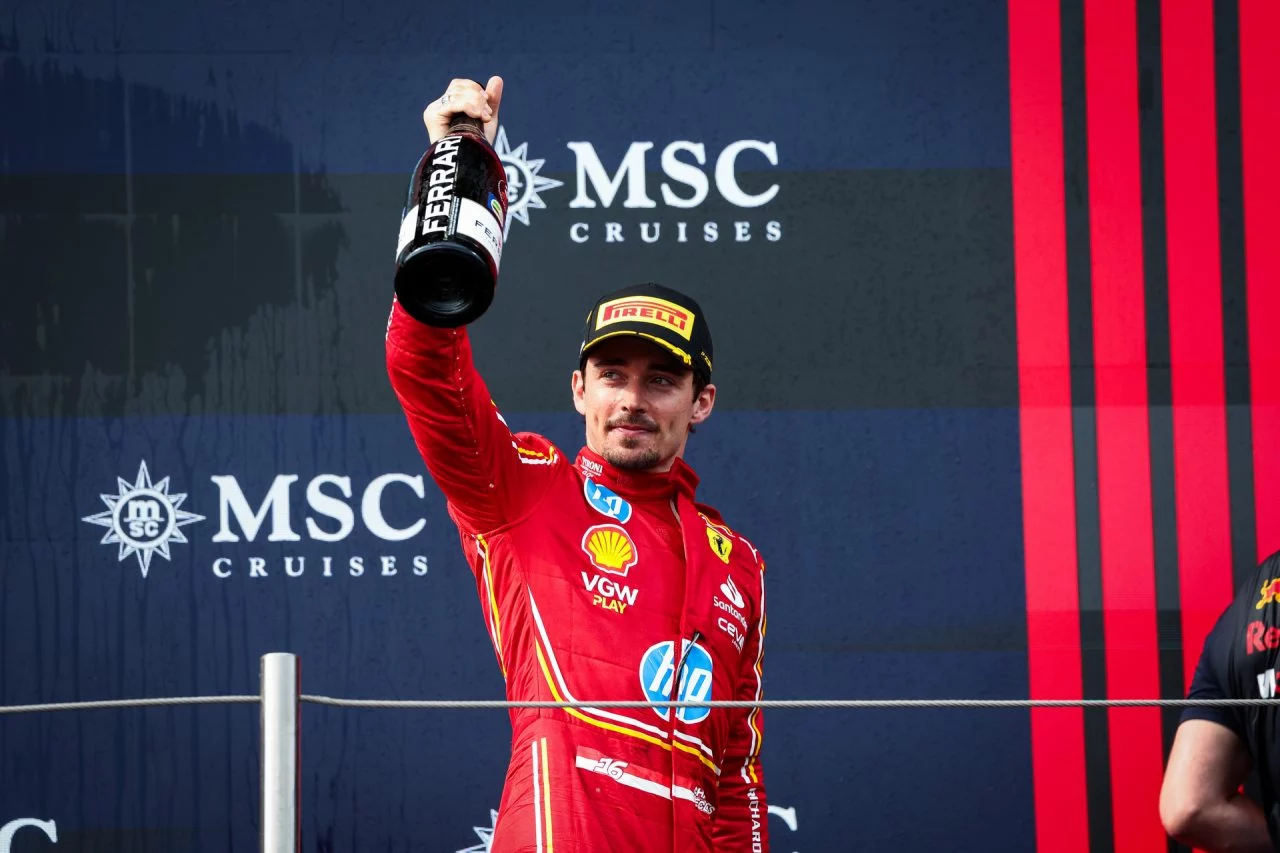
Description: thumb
484,75,504,143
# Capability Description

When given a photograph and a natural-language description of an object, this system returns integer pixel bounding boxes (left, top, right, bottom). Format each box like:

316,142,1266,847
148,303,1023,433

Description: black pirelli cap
578,283,715,381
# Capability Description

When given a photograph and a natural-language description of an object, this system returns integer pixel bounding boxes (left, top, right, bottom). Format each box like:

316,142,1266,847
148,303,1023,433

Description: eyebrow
592,357,688,375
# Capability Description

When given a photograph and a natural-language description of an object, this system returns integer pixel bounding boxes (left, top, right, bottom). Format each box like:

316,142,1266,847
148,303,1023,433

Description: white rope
0,694,1273,716
299,696,1276,710
0,696,260,714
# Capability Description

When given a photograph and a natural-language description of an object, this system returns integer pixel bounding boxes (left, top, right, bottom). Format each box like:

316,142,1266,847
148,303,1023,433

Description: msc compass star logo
456,809,498,852
81,461,204,578
495,126,562,237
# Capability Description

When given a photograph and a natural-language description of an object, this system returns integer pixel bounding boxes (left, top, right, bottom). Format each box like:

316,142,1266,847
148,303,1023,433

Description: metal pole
261,653,300,853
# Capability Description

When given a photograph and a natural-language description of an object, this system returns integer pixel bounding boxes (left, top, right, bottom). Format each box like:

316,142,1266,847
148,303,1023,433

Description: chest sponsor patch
1258,578,1280,609
582,571,638,614
716,617,746,652
720,576,745,608
584,477,633,523
706,526,732,563
640,639,713,724
582,524,638,576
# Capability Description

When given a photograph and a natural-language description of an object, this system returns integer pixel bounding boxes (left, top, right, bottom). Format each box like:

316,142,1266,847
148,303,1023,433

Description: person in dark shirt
1161,551,1280,851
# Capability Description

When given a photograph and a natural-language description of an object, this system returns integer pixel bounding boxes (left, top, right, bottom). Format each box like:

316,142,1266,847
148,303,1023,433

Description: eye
600,370,622,381
651,375,675,387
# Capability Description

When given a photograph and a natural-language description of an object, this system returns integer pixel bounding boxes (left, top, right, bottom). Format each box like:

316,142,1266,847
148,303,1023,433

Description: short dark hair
692,372,708,400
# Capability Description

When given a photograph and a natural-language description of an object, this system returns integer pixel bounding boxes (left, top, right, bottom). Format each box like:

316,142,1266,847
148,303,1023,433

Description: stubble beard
603,436,662,471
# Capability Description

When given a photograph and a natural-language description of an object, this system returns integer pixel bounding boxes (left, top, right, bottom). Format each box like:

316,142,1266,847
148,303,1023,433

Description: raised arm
385,306,558,534
385,75,558,534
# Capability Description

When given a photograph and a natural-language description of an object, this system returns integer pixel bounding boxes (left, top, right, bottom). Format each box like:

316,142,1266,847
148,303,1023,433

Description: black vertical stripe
1062,0,1114,848
1135,5,1188,852
1213,0,1263,809
1214,0,1256,594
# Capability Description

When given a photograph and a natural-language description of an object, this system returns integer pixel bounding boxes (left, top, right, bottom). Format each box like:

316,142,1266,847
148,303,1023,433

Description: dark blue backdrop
1,0,1029,849
1,410,1029,850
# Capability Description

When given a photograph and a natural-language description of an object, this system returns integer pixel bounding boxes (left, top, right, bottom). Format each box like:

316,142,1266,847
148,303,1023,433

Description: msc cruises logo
495,126,563,238
492,125,782,244
80,460,431,581
81,461,205,578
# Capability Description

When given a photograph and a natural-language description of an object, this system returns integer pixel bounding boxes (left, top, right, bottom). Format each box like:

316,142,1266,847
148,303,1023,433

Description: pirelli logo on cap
596,296,695,341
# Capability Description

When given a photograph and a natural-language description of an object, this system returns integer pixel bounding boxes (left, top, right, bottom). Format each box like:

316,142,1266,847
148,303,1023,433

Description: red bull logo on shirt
1247,621,1280,655
1256,578,1280,610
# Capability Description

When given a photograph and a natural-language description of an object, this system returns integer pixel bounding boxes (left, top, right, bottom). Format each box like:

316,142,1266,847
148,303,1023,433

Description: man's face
572,337,716,472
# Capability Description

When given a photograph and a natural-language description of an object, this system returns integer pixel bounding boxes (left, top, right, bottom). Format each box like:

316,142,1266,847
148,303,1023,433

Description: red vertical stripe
1240,1,1280,561
1162,0,1234,688
1008,2,1090,850
1083,0,1164,849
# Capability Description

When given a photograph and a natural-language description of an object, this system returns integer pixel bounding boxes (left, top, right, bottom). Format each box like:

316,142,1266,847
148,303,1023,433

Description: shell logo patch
706,526,732,564
582,524,638,576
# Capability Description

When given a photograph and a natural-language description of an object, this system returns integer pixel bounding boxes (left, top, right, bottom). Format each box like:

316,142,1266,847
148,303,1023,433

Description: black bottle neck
448,114,487,140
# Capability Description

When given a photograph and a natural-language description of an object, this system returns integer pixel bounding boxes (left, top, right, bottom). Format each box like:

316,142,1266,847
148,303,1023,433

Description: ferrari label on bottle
420,136,461,238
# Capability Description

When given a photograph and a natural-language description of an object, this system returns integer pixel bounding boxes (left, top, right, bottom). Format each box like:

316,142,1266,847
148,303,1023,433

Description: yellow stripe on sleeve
533,645,719,773
477,536,506,678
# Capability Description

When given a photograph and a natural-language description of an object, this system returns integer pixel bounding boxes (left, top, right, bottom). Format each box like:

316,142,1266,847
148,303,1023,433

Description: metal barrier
0,655,301,853
262,653,300,853
2,651,1278,852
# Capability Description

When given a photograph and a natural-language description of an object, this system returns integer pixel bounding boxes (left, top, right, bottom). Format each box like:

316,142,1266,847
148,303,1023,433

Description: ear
689,382,716,426
571,369,587,416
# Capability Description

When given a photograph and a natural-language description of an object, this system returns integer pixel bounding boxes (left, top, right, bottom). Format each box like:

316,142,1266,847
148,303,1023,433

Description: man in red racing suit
386,76,769,853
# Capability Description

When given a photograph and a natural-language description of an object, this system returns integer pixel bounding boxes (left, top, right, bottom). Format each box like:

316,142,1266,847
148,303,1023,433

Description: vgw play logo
495,126,782,246
82,461,430,581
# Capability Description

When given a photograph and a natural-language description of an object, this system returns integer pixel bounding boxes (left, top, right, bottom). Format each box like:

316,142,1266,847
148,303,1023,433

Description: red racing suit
385,299,769,852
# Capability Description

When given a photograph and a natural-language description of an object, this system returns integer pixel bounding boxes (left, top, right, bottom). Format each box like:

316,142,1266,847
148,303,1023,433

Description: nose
616,378,647,413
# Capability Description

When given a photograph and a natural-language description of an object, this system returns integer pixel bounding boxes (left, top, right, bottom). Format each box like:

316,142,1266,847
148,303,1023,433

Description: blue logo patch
584,477,633,524
639,640,713,724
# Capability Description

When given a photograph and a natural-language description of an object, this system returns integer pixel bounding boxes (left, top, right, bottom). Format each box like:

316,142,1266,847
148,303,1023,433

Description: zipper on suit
671,492,704,851
666,628,703,852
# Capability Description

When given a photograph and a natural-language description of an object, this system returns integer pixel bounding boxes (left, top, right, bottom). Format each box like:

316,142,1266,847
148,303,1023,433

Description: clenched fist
423,76,504,145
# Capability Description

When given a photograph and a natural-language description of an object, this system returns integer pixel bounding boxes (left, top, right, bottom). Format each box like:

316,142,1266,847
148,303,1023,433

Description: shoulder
1207,548,1280,694
695,503,765,571
1237,549,1280,627
1237,549,1280,618
1253,549,1280,590
487,399,561,464
508,429,567,469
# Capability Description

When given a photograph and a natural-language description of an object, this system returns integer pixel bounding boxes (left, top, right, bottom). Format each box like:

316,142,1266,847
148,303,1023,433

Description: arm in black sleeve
1181,602,1245,737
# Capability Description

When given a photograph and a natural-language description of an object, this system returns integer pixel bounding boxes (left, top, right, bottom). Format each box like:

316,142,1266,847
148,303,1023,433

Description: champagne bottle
393,113,508,327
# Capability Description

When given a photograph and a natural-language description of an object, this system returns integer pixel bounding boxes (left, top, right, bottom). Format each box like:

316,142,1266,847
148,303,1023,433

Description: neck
577,447,699,499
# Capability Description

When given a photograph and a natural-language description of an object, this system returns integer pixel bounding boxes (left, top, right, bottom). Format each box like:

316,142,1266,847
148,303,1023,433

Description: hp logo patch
639,640,713,724
584,477,633,523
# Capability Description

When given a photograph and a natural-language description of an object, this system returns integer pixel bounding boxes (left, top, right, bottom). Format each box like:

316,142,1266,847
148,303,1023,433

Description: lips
608,420,657,434
610,425,654,436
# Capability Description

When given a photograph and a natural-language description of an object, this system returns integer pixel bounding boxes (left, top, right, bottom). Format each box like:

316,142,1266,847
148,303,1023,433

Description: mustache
607,416,658,432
